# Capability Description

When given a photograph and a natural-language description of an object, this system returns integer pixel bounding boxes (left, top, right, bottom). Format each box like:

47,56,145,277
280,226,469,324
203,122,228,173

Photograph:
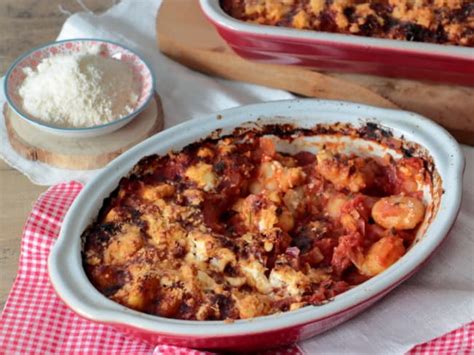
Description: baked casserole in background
221,0,474,47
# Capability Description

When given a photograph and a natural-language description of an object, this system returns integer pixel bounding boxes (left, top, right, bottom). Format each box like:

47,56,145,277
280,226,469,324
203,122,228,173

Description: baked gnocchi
83,124,431,320
221,0,474,47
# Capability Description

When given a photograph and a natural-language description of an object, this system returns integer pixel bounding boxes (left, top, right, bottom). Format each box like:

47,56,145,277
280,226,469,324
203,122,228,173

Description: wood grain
157,0,474,145
0,0,113,310
4,94,163,170
157,0,396,109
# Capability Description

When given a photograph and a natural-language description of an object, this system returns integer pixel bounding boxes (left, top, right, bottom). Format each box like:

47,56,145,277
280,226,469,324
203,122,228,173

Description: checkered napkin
0,182,472,354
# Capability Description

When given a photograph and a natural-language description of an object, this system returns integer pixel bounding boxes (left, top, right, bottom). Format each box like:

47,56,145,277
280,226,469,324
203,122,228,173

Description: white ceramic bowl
48,99,464,350
4,39,155,138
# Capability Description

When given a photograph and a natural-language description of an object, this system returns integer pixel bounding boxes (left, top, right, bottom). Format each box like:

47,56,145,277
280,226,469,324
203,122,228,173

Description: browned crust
82,121,439,321
221,0,474,47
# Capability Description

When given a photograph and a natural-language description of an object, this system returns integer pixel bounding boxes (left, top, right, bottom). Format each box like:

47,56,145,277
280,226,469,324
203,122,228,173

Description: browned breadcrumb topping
221,0,474,47
82,124,431,321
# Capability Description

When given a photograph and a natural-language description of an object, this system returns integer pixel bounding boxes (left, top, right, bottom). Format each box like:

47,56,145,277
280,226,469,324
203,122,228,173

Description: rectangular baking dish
200,0,474,86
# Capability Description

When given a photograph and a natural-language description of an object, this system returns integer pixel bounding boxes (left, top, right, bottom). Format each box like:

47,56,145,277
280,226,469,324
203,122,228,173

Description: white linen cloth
0,0,472,353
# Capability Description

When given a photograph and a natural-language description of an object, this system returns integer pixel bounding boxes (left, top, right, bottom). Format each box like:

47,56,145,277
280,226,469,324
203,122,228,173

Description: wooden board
157,0,474,145
5,94,164,170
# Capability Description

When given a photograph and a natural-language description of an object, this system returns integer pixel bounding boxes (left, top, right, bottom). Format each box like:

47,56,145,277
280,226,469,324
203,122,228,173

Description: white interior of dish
48,99,463,338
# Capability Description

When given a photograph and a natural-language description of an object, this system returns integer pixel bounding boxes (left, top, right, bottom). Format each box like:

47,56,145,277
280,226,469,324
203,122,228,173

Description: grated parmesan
18,45,140,128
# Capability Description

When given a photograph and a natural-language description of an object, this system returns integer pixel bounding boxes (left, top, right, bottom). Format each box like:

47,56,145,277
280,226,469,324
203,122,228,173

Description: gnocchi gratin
83,124,431,320
221,0,474,47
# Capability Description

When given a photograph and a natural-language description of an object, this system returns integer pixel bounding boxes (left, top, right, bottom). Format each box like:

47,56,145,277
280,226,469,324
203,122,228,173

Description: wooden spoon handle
159,34,396,109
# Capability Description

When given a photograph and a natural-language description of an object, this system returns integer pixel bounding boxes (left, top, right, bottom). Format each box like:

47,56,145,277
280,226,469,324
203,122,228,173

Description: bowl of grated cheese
4,39,155,138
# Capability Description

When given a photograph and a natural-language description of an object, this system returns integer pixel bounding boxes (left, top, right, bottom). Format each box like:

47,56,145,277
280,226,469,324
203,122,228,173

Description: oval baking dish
48,99,464,351
199,0,474,86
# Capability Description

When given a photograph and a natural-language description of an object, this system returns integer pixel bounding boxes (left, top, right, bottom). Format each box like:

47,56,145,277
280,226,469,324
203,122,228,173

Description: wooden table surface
0,0,114,309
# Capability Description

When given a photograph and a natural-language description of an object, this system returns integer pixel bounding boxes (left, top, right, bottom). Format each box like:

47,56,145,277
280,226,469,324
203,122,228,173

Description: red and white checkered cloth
0,181,472,354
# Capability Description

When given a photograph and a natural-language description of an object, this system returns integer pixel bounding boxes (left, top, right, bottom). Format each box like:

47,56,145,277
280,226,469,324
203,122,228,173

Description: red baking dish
199,0,474,86
49,100,464,351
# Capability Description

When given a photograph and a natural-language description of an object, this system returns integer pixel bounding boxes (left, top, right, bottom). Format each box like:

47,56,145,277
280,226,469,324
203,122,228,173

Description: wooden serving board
157,0,474,145
5,94,164,170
